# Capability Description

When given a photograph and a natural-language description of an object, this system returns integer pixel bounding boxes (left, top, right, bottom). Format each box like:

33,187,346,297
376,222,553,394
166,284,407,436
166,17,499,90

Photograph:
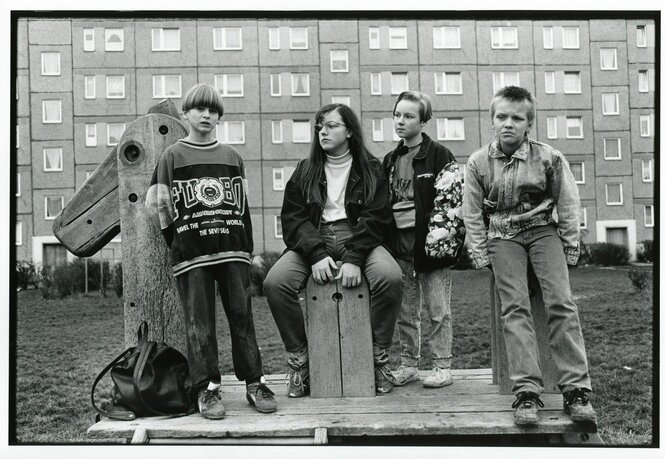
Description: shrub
250,251,282,296
636,240,654,263
586,242,630,266
16,261,40,290
38,258,113,299
112,263,123,298
628,267,651,292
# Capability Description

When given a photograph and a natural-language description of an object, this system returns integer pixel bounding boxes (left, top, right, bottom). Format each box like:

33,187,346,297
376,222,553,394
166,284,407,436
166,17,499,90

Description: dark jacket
281,156,392,267
382,132,460,273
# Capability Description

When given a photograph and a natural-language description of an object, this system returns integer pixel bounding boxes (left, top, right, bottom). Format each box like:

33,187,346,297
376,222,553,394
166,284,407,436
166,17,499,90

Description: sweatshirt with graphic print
145,139,253,276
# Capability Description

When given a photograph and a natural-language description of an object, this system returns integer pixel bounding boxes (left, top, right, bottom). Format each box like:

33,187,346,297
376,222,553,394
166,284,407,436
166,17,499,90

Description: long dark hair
299,104,377,207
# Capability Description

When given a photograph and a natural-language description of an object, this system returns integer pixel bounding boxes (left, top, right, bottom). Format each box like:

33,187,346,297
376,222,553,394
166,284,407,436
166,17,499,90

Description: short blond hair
181,83,224,116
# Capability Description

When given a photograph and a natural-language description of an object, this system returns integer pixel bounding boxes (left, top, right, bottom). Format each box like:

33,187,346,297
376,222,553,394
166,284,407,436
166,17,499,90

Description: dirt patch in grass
12,266,653,445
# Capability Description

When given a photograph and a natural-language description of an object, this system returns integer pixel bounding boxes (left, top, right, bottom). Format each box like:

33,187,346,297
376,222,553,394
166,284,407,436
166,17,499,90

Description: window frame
291,120,311,144
492,71,520,94
274,216,283,239
331,96,351,106
569,161,585,184
436,118,465,141
579,207,587,229
272,167,285,191
289,27,308,50
152,74,182,98
85,123,97,147
542,26,553,49
435,72,463,95
599,48,618,70
368,27,380,49
107,123,126,146
42,100,62,124
43,147,64,172
601,92,620,115
104,28,124,52
329,49,349,73
215,74,244,98
636,25,647,48
546,116,558,139
638,69,650,92
563,71,581,94
605,183,623,206
490,26,518,49
151,28,181,52
388,26,408,49
83,28,95,52
16,172,20,197
639,114,651,137
641,159,653,183
370,72,382,95
565,116,584,139
372,119,384,142
270,73,282,97
16,221,22,246
213,27,242,50
105,75,126,99
390,72,409,95
544,71,556,94
433,26,461,49
603,138,622,160
290,73,310,97
644,205,654,227
41,52,61,76
44,196,65,220
268,27,280,50
561,26,580,49
84,75,96,99
217,120,246,145
271,120,283,144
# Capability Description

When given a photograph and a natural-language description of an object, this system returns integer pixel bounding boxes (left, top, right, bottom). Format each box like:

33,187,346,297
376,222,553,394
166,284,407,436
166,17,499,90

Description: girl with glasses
265,103,403,397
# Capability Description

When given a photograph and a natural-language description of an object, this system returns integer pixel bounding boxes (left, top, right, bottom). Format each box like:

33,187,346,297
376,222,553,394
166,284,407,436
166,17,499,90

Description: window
16,172,20,196
435,72,462,95
389,27,407,49
330,50,349,72
213,27,242,50
152,28,180,51
84,76,96,99
43,147,63,171
433,26,460,49
272,167,296,191
83,28,95,51
638,70,650,92
601,93,619,115
107,123,126,146
437,118,465,140
639,114,651,137
566,117,583,138
331,96,350,106
217,121,245,144
274,216,283,238
370,72,382,95
547,117,558,139
270,74,281,96
563,72,581,94
291,73,310,96
372,119,384,142
492,72,519,93
642,159,653,182
369,27,380,49
104,28,124,52
292,120,311,143
562,27,579,49
268,27,280,50
85,123,97,147
289,27,308,49
16,222,22,246
490,26,518,49
542,26,553,49
390,72,408,95
271,121,283,144
605,183,623,205
42,100,62,123
600,48,617,70
152,75,181,98
569,162,585,184
41,52,60,76
45,196,64,220
215,74,243,97
544,71,556,94
106,75,125,99
636,25,647,47
16,125,19,149
603,138,621,160
579,208,587,229
644,205,654,227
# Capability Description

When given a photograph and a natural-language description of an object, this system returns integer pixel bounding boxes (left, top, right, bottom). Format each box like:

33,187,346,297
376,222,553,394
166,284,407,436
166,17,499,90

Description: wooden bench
300,275,375,398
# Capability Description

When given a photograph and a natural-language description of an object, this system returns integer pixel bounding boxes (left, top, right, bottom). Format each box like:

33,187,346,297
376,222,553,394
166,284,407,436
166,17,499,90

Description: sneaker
423,367,453,388
391,365,420,386
286,361,310,398
198,387,225,420
563,388,597,423
246,382,277,413
511,391,544,425
374,364,394,394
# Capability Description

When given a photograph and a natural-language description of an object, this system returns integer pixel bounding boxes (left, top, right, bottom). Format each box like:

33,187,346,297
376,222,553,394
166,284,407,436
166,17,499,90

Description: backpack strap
90,348,136,421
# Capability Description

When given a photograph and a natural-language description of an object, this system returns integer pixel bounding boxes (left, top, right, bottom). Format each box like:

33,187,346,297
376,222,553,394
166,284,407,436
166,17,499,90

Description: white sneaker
391,365,419,386
423,367,453,388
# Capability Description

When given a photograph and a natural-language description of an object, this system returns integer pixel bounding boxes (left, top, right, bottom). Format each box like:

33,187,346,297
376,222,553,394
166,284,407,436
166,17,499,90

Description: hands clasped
311,256,362,288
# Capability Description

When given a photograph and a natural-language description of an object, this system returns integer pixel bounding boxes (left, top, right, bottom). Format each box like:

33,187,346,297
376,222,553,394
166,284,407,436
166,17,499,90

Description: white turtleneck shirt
321,149,352,223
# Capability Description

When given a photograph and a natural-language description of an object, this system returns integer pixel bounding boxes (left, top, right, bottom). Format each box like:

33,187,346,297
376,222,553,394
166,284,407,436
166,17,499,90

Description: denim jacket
462,136,581,269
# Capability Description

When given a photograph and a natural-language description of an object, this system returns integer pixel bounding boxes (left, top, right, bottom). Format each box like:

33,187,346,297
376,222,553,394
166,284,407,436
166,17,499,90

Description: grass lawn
12,266,654,445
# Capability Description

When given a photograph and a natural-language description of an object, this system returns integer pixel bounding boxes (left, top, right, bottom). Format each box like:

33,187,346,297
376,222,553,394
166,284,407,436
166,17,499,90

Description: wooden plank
116,114,189,352
337,280,374,397
131,427,149,444
314,427,328,444
306,278,342,398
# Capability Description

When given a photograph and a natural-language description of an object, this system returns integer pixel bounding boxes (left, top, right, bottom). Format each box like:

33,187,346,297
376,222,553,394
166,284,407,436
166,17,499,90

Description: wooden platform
88,368,601,445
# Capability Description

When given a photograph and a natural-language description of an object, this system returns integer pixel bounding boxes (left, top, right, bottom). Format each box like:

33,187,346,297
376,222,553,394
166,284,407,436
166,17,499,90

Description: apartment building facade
14,16,656,267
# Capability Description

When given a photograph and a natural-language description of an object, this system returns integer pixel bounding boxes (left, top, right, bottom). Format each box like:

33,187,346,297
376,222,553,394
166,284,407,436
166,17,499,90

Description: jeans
396,259,453,369
265,220,403,366
175,262,264,392
488,224,592,395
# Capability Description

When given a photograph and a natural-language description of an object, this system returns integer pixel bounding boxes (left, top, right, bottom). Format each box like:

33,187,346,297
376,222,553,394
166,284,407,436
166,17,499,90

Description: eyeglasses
314,121,346,133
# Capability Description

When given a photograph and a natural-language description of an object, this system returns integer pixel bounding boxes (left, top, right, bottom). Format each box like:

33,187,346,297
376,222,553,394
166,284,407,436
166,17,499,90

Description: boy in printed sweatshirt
146,84,276,419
